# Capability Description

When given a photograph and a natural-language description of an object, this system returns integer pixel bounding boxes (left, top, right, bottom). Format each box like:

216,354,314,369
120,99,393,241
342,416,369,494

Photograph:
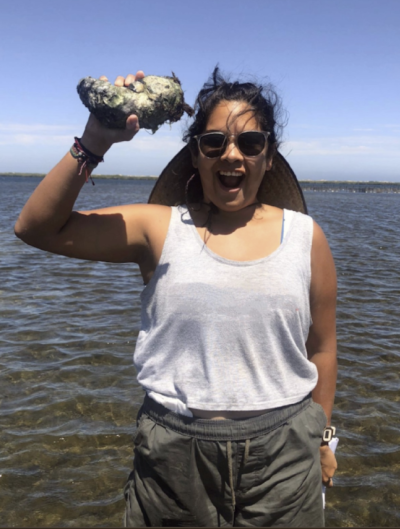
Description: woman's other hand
320,445,337,487
80,71,145,156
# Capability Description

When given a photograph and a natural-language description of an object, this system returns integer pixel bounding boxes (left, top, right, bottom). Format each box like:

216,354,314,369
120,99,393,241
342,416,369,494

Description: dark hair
183,66,284,150
183,66,285,206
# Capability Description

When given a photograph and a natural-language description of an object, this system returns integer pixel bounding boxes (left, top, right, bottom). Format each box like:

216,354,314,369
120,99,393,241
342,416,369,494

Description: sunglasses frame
193,130,271,159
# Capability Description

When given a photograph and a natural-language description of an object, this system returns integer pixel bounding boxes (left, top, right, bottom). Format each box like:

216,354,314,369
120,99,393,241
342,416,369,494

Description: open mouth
217,171,244,190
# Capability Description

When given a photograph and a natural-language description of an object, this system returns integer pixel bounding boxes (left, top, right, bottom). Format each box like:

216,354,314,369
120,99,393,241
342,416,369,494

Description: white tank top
134,205,318,416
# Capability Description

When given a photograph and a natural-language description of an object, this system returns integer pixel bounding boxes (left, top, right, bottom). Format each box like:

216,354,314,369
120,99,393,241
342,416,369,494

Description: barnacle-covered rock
77,74,193,133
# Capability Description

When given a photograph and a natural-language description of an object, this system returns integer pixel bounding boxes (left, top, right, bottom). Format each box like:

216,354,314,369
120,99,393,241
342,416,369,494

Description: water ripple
1,177,399,526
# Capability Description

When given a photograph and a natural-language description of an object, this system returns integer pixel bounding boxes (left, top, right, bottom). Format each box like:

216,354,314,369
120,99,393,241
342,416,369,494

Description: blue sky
1,0,399,181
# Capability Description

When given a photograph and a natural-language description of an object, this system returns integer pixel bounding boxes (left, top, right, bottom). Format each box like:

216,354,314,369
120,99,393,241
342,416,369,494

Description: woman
15,67,337,527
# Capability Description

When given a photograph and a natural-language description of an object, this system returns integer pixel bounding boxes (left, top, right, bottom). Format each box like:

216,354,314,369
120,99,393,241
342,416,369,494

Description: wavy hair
183,66,285,206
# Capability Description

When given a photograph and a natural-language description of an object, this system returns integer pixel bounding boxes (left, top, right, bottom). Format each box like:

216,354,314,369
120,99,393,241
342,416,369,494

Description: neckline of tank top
178,205,296,267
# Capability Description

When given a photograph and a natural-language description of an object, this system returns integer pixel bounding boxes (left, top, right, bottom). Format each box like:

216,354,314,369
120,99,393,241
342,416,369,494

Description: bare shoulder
121,203,172,244
76,202,171,231
91,202,170,219
114,202,171,229
310,220,337,301
88,202,172,262
311,220,333,262
135,203,172,226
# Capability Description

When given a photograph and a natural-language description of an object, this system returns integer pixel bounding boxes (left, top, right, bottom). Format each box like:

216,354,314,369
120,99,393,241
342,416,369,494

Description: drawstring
227,439,251,516
227,441,236,512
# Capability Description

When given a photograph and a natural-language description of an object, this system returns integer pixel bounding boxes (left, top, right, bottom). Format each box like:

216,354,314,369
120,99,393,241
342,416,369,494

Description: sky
0,0,399,181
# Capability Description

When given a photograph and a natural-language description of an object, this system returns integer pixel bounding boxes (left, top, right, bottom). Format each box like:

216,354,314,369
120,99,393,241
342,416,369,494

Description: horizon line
1,172,399,184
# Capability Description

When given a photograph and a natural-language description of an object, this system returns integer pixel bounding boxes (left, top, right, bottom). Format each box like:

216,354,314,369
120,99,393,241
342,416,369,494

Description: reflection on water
1,176,400,527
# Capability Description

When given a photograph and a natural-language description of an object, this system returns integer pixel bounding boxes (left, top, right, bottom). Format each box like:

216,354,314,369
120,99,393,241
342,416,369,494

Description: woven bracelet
70,137,104,185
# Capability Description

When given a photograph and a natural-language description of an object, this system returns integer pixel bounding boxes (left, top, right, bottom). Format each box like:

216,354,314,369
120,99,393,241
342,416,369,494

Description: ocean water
1,175,399,527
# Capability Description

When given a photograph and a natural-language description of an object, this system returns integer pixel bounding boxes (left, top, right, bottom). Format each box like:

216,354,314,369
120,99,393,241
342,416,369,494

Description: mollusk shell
77,75,187,133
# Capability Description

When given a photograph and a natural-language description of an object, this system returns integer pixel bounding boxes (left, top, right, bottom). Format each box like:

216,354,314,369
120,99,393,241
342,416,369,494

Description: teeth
219,171,242,177
218,171,243,189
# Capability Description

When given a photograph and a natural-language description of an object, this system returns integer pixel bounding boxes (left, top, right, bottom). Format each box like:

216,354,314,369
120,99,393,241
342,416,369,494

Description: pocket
124,470,135,503
133,413,152,449
123,469,135,527
310,401,328,432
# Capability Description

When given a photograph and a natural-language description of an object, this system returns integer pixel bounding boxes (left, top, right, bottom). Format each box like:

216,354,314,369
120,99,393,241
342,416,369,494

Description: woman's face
191,100,273,212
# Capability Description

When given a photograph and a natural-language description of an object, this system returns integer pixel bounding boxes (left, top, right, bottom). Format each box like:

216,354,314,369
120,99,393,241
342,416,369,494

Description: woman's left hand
320,445,337,487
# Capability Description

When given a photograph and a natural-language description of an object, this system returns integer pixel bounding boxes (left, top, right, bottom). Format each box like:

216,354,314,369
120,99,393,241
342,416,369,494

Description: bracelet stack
70,137,104,185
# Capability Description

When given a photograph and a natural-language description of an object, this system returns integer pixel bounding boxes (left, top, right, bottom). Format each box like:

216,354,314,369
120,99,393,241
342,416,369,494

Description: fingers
114,72,146,87
320,446,337,488
126,114,139,132
323,477,334,488
99,72,145,86
125,71,145,84
115,75,125,87
125,73,136,86
322,470,335,487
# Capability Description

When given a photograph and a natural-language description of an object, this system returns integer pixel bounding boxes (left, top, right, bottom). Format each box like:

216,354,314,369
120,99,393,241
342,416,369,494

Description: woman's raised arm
14,71,165,265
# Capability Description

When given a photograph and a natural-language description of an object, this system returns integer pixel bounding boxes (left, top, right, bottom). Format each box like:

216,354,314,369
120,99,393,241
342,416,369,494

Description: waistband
138,394,312,441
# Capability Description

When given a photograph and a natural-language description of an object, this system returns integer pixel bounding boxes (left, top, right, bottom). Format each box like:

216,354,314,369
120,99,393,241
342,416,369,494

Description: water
1,176,399,527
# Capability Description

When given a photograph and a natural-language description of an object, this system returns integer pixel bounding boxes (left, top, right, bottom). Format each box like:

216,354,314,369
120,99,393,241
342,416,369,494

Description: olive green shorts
124,395,326,527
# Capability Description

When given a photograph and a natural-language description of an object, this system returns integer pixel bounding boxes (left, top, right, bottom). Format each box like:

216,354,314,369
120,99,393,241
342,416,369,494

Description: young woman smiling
15,67,337,527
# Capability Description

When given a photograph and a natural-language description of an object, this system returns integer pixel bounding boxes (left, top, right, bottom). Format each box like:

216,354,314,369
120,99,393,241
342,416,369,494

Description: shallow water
1,176,400,527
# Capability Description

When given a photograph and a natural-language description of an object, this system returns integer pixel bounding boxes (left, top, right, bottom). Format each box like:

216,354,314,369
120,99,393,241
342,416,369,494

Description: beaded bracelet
70,137,104,185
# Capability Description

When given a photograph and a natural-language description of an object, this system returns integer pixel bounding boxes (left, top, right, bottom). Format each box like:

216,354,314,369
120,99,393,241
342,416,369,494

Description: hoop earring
185,173,197,209
185,172,203,210
185,173,196,197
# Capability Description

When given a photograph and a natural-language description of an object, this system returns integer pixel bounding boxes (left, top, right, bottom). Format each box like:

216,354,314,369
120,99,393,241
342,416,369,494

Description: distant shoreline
1,172,399,185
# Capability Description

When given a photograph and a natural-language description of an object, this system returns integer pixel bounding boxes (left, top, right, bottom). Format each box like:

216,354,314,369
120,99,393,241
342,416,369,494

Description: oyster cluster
77,74,193,133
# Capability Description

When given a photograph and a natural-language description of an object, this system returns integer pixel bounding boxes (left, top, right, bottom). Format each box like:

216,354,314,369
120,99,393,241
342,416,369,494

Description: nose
220,135,243,162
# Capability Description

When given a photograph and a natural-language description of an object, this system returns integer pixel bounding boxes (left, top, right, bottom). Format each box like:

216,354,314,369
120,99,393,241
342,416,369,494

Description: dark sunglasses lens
238,132,266,156
200,134,226,158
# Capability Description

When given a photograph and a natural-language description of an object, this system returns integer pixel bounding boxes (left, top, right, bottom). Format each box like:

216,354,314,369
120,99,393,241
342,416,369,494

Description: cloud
0,123,79,132
0,123,185,154
129,134,185,153
0,122,80,146
281,135,400,158
0,133,73,146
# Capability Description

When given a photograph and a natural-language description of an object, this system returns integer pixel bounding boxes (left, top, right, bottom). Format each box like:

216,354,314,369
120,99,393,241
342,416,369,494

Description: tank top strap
158,205,196,265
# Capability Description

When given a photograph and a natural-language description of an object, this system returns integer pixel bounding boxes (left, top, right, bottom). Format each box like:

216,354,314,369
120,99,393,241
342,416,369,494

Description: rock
77,74,193,133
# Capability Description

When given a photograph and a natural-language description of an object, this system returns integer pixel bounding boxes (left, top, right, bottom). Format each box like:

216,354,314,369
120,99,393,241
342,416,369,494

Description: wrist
320,443,331,451
321,425,336,446
70,137,104,184
80,129,113,157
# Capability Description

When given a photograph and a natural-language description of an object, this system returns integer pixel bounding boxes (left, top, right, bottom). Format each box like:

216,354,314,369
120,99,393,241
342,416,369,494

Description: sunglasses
194,130,270,159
